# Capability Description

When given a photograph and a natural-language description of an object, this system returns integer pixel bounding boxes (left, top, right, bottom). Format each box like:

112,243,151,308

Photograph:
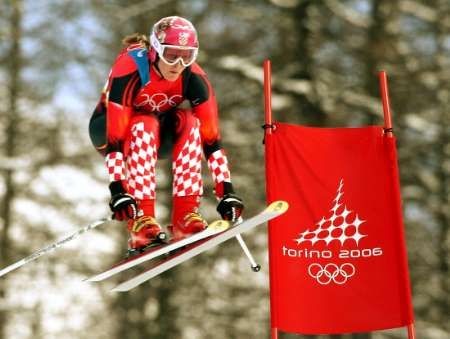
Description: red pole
271,327,279,339
264,59,278,339
379,71,416,339
264,59,273,135
378,71,393,137
407,323,417,339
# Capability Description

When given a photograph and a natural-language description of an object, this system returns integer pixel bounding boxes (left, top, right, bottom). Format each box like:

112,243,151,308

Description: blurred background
0,0,448,338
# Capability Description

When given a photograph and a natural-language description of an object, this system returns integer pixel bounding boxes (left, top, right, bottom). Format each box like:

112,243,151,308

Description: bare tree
0,1,23,338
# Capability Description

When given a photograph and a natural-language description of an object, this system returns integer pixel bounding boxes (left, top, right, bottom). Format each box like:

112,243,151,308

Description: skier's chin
164,72,181,81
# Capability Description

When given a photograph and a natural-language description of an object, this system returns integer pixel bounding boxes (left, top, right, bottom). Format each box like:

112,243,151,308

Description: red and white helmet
150,16,199,67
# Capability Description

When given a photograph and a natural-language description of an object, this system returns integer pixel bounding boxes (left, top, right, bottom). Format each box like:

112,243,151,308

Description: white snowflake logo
295,179,366,246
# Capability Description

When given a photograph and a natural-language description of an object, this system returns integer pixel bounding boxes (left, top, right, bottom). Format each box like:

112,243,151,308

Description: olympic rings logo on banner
136,93,182,112
308,263,355,285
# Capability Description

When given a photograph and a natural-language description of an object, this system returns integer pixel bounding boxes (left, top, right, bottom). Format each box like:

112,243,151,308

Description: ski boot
168,196,208,240
127,215,167,257
168,211,208,240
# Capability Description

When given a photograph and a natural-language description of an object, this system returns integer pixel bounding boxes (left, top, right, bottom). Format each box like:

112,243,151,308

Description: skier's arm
188,65,244,221
103,53,141,220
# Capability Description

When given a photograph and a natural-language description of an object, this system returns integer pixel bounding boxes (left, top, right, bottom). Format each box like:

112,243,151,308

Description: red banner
266,122,413,334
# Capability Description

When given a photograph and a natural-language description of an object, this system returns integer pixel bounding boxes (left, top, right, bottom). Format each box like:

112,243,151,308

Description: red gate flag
266,122,414,335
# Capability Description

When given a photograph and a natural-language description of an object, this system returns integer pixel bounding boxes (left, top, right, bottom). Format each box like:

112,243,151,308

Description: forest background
0,0,448,338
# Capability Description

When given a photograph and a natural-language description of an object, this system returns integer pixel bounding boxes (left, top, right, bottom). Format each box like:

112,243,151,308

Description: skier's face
157,58,185,81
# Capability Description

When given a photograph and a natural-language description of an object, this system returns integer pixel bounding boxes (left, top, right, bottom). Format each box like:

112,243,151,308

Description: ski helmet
150,16,199,67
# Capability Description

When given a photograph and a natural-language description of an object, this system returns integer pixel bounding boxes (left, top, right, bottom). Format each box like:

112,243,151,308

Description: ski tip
110,288,123,293
208,219,231,232
267,200,289,214
84,276,100,283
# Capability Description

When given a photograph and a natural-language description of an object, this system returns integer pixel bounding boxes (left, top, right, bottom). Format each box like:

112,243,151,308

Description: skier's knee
123,114,160,157
174,109,199,135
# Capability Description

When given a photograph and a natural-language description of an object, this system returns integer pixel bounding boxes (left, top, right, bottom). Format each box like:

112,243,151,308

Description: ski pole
0,217,112,278
234,218,261,272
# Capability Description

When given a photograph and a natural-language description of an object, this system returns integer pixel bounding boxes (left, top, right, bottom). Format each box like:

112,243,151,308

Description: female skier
89,16,244,256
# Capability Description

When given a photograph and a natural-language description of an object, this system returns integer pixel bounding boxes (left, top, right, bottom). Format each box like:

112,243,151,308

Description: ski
111,200,288,292
85,219,231,282
0,217,112,278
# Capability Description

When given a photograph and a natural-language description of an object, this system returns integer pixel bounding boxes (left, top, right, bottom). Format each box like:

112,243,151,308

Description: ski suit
89,44,234,214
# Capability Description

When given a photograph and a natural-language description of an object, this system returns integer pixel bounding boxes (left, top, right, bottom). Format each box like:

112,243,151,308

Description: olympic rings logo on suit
308,263,355,285
136,93,182,112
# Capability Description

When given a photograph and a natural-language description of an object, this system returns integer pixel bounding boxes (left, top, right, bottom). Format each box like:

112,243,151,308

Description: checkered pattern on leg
126,122,157,200
207,149,231,184
172,121,203,196
105,152,126,182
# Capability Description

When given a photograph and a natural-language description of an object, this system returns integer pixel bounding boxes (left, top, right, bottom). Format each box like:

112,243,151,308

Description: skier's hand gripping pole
217,192,258,271
109,181,137,220
217,193,244,223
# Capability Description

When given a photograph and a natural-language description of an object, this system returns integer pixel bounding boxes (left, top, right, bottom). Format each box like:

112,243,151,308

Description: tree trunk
434,0,450,329
0,1,22,339
291,0,327,126
364,0,398,125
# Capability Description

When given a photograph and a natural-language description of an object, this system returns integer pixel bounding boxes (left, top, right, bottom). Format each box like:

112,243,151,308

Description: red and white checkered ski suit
89,44,233,221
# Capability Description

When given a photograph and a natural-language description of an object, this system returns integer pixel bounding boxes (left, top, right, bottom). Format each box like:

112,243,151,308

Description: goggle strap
150,32,161,52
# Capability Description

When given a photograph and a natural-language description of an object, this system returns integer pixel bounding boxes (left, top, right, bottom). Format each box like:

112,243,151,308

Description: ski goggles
151,33,198,67
159,45,198,67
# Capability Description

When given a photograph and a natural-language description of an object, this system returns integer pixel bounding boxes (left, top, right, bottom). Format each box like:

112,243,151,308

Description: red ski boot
169,196,208,240
126,200,166,257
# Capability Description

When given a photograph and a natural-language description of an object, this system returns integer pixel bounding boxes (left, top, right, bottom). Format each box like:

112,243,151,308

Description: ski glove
217,193,244,223
109,181,138,221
